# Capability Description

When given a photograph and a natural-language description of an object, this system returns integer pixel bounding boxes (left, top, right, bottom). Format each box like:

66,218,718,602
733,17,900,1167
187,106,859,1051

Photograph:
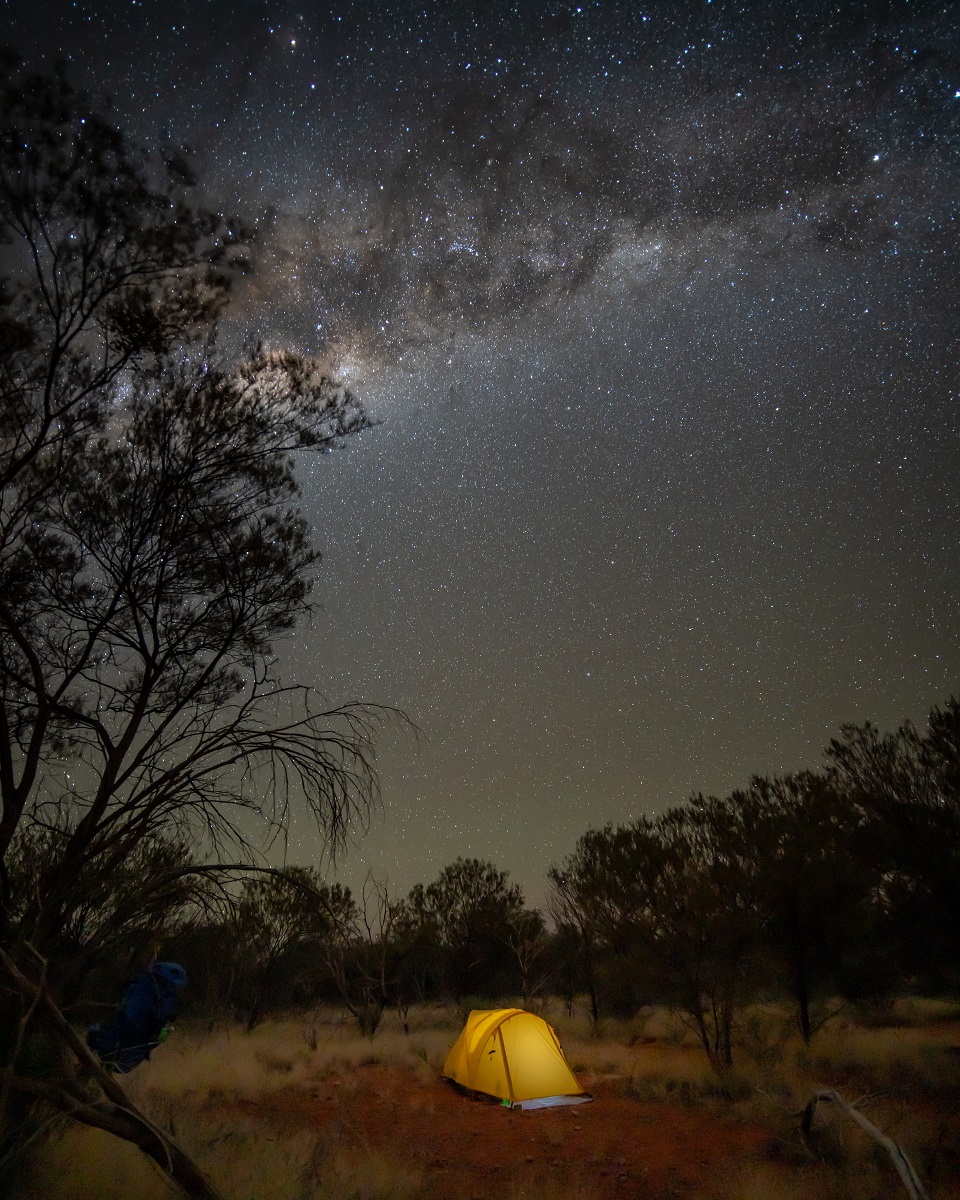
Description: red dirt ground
220,1061,772,1199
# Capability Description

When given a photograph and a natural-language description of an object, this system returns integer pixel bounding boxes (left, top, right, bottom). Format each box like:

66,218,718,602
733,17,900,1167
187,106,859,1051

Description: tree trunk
6,1080,226,1200
795,951,813,1043
583,939,600,1025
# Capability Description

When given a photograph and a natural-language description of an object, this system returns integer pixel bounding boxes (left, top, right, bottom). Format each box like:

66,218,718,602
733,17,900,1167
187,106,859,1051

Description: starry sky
7,0,960,906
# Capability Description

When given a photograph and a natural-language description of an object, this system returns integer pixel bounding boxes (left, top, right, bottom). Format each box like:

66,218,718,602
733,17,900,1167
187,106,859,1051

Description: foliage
8,831,200,1002
407,857,528,1001
550,810,756,1065
322,876,418,1037
825,698,960,985
547,835,607,1023
0,64,383,1195
727,773,877,1041
228,869,354,1030
545,698,960,1070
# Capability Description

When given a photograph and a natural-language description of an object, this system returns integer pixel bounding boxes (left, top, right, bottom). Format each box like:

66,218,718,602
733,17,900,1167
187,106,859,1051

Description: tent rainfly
442,1008,592,1111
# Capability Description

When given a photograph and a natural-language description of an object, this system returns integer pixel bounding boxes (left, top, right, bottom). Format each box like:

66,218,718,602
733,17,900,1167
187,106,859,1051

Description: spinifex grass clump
806,1023,960,1094
18,1119,425,1200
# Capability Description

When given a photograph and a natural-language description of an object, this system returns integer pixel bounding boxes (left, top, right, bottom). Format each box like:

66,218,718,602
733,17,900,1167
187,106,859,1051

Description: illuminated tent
442,1008,591,1111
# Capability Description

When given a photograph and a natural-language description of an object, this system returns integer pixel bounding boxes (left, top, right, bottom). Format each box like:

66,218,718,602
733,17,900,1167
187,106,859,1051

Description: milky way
9,0,960,904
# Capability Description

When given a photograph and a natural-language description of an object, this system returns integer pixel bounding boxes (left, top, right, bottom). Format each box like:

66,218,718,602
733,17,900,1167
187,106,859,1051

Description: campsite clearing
215,1061,770,1200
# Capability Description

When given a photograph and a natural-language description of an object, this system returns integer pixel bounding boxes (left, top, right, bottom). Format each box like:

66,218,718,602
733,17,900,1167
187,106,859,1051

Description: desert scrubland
13,998,960,1200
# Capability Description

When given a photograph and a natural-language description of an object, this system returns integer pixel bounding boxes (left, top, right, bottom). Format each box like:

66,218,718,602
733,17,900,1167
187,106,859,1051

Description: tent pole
498,1028,516,1103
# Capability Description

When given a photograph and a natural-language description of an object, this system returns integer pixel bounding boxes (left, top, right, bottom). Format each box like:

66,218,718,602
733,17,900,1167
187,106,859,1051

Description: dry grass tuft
306,1147,424,1200
804,1022,960,1092
131,1009,458,1104
626,1044,721,1102
132,1021,318,1101
14,1125,176,1200
889,996,960,1026
16,1108,424,1200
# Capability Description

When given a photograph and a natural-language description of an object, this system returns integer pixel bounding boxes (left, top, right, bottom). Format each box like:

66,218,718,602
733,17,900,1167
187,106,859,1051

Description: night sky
7,0,959,906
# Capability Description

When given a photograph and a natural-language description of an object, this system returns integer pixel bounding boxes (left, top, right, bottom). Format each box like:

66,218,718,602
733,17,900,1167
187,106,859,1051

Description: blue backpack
87,961,187,1073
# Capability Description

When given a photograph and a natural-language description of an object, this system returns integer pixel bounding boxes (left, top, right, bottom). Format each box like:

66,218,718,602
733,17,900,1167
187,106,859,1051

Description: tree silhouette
408,857,526,1002
548,826,631,1024
549,809,761,1069
228,868,353,1031
323,875,419,1037
0,65,383,1196
725,773,876,1042
825,698,960,986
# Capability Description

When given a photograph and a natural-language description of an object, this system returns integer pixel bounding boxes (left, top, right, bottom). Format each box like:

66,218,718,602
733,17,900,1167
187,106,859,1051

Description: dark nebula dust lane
7,0,960,902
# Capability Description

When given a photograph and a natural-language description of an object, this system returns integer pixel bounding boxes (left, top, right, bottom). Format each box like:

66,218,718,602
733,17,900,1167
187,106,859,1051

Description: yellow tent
442,1008,591,1110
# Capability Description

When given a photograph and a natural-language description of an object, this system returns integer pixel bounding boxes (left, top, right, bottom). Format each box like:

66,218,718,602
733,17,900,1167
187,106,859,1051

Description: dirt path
220,1066,770,1199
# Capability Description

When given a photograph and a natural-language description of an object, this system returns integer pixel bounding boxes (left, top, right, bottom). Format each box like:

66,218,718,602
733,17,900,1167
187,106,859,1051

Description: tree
825,698,960,986
8,830,202,1006
408,858,526,1001
726,773,877,1042
323,875,420,1037
550,809,761,1069
632,801,761,1072
0,66,384,1196
500,905,549,1006
0,62,244,502
548,829,624,1024
228,868,353,1030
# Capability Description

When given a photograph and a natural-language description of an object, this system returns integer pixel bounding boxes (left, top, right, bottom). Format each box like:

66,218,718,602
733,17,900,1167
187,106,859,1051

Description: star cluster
8,0,959,903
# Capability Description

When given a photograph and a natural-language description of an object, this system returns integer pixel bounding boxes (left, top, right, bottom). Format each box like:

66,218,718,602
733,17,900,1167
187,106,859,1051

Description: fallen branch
801,1088,929,1200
